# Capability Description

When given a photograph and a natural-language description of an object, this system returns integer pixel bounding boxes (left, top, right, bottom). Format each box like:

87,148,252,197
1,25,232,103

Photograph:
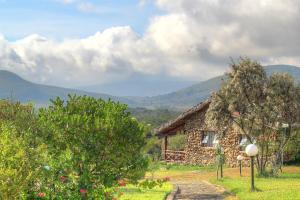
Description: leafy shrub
0,123,47,199
36,95,148,198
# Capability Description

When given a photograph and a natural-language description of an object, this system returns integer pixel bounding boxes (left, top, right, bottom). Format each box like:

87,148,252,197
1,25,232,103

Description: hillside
0,65,299,109
126,65,300,110
0,70,134,107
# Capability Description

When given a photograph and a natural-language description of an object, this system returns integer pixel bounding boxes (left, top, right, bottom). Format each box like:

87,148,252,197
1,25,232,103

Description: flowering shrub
118,180,127,187
0,97,149,199
37,192,46,198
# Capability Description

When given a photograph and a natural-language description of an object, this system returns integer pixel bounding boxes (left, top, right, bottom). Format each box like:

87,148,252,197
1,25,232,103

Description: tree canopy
206,58,300,175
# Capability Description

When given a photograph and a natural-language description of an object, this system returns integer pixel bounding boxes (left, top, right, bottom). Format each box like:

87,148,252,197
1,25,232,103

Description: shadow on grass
229,187,262,195
230,188,242,194
258,174,300,180
277,174,300,179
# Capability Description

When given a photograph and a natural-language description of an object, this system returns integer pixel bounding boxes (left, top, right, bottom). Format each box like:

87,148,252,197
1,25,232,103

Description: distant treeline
128,107,180,128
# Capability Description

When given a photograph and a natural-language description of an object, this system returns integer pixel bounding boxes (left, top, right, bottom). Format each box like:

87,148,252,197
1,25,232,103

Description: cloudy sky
1,0,300,95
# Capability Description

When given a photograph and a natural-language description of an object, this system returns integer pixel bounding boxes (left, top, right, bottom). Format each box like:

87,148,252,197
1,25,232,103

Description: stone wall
182,107,250,167
160,106,252,167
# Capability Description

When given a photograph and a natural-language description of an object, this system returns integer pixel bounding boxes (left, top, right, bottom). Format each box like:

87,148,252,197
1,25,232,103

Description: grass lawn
119,182,173,200
149,163,300,200
212,167,300,200
148,162,216,180
158,163,216,171
121,163,300,200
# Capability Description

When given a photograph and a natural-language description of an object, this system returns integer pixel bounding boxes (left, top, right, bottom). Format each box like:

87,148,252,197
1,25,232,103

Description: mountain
0,70,134,107
80,73,196,96
0,64,299,109
125,75,223,110
125,65,300,110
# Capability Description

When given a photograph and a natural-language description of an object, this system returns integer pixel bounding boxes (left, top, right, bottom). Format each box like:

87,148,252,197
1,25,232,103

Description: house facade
156,99,250,167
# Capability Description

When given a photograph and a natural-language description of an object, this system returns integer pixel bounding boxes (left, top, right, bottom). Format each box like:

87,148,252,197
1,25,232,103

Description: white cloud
2,0,300,88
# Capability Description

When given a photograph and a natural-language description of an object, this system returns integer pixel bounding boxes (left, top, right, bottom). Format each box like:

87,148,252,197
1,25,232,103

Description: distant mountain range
126,65,300,110
79,73,196,97
0,65,299,110
0,70,136,107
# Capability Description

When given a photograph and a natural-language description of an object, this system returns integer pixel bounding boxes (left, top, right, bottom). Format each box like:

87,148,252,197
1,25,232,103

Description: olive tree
38,95,148,198
206,58,300,176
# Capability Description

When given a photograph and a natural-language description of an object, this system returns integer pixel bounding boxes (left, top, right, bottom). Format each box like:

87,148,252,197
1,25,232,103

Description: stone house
156,99,250,167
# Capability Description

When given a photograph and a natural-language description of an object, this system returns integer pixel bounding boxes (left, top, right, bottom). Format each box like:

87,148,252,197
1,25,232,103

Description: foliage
0,100,39,135
0,123,47,199
168,133,187,151
0,100,48,199
143,137,162,157
129,107,180,158
37,95,148,198
206,58,300,176
285,129,300,163
128,107,180,128
147,156,161,180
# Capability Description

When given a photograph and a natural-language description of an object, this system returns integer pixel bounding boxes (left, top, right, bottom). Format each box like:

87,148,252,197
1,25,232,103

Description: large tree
206,58,300,175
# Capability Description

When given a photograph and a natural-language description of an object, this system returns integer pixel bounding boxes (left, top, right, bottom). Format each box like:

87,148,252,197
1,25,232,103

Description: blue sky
0,0,161,40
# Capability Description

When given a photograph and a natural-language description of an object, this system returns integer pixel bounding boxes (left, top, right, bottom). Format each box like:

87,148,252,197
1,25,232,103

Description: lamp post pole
239,160,242,176
237,155,244,177
220,147,224,178
245,144,258,192
250,156,255,191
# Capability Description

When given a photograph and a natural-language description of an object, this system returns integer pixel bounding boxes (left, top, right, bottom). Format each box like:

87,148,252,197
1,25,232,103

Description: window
202,131,217,147
239,135,248,146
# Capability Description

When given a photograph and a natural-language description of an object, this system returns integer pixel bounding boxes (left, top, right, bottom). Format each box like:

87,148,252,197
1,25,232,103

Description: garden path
172,179,224,200
173,181,224,200
161,170,226,200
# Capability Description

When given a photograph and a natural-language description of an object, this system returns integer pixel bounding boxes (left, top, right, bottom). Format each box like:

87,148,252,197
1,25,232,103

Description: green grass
212,172,300,200
158,162,216,172
119,183,173,200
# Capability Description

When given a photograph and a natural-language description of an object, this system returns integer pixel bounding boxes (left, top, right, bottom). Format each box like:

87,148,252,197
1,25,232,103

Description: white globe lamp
245,144,258,157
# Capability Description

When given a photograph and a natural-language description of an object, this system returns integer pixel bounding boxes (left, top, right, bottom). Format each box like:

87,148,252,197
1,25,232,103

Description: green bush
36,95,148,199
0,123,47,199
285,130,300,163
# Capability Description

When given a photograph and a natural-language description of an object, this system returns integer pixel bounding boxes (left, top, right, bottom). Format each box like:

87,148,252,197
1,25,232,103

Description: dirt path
172,179,224,200
152,168,241,199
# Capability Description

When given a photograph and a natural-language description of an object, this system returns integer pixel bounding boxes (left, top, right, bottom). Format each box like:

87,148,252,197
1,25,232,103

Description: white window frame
239,135,248,146
202,131,216,147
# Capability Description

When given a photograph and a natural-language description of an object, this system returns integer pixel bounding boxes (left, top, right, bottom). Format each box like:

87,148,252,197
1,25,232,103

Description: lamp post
216,145,224,179
237,155,244,176
245,144,258,191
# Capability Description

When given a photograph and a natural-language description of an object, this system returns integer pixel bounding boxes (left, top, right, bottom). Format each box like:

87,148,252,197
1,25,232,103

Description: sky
1,0,300,95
